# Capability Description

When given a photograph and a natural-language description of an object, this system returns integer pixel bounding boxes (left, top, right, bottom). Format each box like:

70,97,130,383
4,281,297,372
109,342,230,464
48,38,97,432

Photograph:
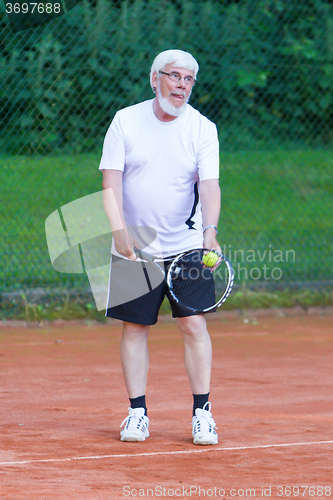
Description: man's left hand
203,228,222,270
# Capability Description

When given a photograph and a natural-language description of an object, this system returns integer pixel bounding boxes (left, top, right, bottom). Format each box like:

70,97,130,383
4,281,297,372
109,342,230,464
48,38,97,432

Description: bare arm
199,178,221,254
102,169,137,259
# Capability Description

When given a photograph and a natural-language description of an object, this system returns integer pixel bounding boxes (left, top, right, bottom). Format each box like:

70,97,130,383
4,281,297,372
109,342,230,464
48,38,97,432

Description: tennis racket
134,247,234,313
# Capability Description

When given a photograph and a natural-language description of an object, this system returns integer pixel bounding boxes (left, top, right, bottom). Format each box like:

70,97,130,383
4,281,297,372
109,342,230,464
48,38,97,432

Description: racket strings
168,250,226,311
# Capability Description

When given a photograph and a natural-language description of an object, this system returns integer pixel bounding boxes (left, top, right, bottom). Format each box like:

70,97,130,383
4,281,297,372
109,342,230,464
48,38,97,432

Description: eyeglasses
159,71,196,86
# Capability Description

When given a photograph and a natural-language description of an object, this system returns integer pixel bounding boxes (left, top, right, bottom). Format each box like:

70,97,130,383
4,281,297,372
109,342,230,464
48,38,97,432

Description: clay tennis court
1,310,332,499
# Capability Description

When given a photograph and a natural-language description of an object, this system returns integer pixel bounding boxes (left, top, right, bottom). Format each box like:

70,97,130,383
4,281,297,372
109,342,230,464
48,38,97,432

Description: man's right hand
113,229,138,260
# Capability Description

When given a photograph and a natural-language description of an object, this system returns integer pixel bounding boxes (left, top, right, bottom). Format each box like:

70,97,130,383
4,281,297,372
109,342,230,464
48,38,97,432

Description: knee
123,322,149,341
177,315,207,339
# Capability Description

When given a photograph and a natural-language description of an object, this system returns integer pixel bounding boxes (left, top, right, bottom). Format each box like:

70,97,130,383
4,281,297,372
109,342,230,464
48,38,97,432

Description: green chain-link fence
1,0,332,315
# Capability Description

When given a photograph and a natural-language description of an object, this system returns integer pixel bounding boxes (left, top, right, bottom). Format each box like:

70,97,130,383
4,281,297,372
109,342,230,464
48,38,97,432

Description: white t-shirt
99,99,219,257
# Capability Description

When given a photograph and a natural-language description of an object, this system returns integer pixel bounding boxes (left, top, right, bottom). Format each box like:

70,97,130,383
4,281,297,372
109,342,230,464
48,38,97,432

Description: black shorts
106,254,215,325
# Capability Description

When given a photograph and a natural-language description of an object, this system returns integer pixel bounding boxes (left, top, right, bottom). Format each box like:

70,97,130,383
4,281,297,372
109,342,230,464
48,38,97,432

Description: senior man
100,49,221,445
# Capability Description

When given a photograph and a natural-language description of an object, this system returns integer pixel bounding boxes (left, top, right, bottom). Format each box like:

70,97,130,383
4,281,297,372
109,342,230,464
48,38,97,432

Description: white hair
150,49,199,91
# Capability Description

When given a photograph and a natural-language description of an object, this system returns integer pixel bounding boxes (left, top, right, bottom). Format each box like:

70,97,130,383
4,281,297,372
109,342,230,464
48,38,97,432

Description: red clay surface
0,313,332,499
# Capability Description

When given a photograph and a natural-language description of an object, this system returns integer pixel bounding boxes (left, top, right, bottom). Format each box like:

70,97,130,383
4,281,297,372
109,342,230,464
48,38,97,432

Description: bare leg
120,322,150,399
176,314,212,394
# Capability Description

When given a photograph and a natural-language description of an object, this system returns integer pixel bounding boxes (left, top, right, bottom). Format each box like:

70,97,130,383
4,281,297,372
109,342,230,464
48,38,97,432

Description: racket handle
133,246,155,262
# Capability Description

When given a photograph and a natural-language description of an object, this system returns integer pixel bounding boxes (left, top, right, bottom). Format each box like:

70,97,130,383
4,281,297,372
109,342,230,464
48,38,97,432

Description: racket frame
134,247,234,313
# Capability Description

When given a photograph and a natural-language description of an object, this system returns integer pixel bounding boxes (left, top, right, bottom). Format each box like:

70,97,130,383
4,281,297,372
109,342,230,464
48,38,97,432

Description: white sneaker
192,402,218,445
120,407,149,442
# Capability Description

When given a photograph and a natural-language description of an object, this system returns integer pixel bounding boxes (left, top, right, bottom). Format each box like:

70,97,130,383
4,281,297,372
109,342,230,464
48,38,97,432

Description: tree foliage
1,0,333,154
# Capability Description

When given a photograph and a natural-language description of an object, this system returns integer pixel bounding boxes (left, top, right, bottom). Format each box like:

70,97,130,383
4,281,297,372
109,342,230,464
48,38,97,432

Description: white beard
156,83,190,117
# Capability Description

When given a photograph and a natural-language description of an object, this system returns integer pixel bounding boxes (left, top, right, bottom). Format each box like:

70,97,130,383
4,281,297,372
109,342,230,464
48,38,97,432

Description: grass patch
1,287,332,323
159,286,333,317
220,149,333,283
0,149,332,318
0,289,107,322
226,287,333,310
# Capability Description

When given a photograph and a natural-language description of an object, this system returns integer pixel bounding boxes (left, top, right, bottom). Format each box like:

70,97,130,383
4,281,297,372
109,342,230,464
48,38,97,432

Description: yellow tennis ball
202,251,219,267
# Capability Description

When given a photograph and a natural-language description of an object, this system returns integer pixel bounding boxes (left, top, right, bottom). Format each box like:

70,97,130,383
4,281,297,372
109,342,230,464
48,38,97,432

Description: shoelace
197,412,217,429
120,409,146,429
120,415,131,429
193,403,218,431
